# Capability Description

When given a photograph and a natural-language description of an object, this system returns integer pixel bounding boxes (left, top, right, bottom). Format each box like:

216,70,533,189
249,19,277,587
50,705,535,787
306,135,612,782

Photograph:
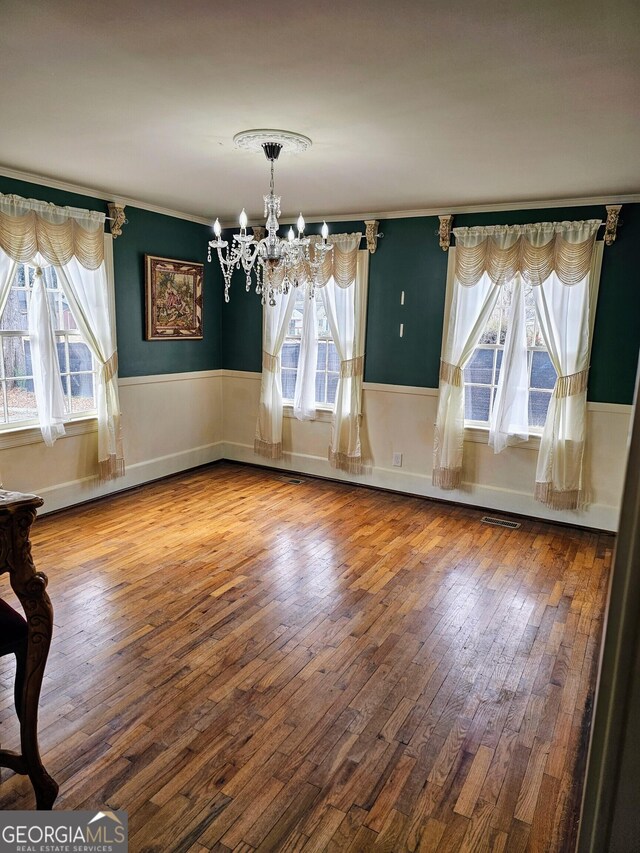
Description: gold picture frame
145,255,203,340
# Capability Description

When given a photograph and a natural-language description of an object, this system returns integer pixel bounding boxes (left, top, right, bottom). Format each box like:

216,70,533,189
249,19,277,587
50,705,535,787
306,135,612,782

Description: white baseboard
221,441,620,532
33,436,621,531
36,442,225,515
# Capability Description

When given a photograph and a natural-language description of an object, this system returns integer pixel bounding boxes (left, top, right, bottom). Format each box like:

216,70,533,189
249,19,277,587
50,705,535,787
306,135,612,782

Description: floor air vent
278,476,304,485
481,516,521,529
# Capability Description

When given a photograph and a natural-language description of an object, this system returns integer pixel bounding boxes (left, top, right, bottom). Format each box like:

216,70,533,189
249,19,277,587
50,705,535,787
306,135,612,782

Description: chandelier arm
238,239,253,268
216,245,238,302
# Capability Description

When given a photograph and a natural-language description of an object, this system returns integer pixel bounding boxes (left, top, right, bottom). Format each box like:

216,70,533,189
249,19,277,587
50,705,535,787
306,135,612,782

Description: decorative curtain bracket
107,203,127,239
438,215,453,251
364,220,382,254
604,205,622,246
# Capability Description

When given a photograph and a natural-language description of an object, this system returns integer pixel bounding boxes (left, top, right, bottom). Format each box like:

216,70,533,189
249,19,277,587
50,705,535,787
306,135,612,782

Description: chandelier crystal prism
207,130,332,306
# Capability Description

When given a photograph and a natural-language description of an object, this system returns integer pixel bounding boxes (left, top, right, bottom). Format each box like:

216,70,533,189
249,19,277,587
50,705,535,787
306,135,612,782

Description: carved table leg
8,503,59,810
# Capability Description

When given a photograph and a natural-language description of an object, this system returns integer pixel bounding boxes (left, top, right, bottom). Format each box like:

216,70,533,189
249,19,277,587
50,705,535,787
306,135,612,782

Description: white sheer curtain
0,195,121,479
255,286,296,458
320,249,369,474
293,284,317,421
0,252,18,484
433,268,499,488
533,241,603,509
57,253,123,480
435,219,601,502
488,275,529,453
28,265,67,446
2,249,102,451
0,250,17,320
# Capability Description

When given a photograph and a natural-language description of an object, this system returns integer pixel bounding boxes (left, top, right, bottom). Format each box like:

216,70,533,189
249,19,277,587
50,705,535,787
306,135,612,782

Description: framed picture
145,255,203,340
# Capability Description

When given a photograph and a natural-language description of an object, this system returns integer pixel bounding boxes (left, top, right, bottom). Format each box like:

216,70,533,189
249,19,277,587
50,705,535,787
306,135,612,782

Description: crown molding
1,163,637,230
0,164,212,226
223,193,640,228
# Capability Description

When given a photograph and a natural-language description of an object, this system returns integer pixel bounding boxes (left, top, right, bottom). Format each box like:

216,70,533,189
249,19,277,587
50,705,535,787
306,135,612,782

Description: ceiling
1,0,639,223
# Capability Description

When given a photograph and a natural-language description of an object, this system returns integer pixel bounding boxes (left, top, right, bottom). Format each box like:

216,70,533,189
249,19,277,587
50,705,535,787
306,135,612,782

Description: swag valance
0,194,106,270
434,216,604,512
260,232,362,292
311,232,361,288
453,220,601,287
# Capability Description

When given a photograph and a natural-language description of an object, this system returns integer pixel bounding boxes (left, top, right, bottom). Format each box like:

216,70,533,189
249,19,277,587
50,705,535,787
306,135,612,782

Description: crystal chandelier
207,130,333,306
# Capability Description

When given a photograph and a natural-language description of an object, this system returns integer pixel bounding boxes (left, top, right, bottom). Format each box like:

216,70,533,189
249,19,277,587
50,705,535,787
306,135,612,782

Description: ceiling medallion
233,129,312,155
208,130,331,306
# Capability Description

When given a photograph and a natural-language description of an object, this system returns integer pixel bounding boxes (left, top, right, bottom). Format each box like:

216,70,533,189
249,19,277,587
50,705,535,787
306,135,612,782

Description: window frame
440,248,543,448
463,349,556,436
281,287,340,417
441,242,604,446
0,233,115,448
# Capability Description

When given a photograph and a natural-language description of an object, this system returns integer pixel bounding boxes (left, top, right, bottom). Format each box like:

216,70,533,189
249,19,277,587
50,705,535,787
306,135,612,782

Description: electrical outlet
392,452,403,467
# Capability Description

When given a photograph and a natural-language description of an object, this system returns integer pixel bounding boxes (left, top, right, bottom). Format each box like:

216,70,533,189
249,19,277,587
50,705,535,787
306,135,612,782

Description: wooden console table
0,490,58,809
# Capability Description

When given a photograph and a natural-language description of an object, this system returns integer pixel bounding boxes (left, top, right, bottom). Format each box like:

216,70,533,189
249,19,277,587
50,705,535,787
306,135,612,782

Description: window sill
283,404,333,423
464,424,541,450
0,416,98,450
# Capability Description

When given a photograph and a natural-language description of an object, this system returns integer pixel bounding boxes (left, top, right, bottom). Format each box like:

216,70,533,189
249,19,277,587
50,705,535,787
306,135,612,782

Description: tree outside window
463,281,556,431
0,264,97,427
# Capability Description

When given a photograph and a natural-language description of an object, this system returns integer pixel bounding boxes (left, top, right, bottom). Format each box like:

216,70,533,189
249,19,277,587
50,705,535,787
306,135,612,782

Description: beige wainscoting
0,370,224,513
221,371,630,532
2,368,630,529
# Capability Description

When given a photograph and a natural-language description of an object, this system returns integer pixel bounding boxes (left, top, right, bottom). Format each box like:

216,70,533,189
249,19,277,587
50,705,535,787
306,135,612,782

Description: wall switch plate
392,452,403,467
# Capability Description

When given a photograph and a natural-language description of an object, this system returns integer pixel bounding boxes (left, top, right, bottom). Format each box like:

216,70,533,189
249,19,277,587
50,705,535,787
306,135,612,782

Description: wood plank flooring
0,463,612,851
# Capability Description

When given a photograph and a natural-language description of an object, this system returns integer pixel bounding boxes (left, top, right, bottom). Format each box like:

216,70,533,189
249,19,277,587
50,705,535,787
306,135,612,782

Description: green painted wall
366,204,639,403
454,204,639,405
2,173,636,403
221,272,263,374
113,207,220,376
589,203,640,404
0,175,222,377
222,204,640,404
364,216,448,388
221,204,639,405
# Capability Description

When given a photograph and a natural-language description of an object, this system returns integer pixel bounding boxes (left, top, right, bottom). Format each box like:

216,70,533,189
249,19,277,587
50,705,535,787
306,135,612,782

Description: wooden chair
0,490,58,809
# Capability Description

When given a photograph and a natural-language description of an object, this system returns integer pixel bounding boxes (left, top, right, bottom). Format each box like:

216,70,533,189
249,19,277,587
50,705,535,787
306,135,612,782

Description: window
463,281,556,431
281,287,340,408
0,264,97,429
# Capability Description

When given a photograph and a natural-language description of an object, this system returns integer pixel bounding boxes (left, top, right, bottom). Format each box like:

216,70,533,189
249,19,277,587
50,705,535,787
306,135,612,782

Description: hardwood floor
0,463,612,852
